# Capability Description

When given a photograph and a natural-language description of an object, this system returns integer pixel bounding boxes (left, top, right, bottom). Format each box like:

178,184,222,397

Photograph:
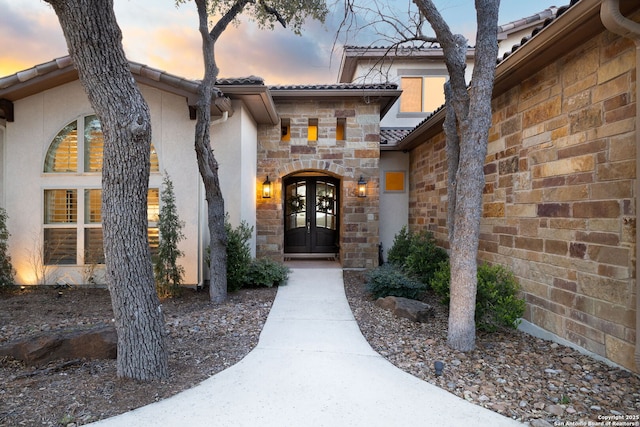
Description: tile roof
0,55,224,100
216,76,265,85
0,55,240,121
269,83,398,91
497,1,578,62
497,7,559,36
380,128,413,146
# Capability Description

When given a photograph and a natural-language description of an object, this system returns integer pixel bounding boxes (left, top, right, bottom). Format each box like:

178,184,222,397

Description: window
43,188,159,265
399,76,447,113
45,114,159,173
43,189,77,265
308,118,318,141
281,118,291,142
43,114,161,266
336,118,346,141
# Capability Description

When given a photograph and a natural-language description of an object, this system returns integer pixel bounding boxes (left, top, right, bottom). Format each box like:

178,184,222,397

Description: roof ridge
269,82,398,90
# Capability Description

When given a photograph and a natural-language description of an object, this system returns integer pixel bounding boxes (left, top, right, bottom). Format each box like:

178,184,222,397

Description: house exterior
382,0,638,373
338,46,475,257
1,0,638,373
0,58,400,286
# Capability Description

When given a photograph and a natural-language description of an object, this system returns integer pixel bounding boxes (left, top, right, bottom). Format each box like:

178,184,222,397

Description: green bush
244,258,290,287
365,264,427,300
386,226,412,266
430,262,525,332
387,226,448,285
225,219,253,292
405,230,449,284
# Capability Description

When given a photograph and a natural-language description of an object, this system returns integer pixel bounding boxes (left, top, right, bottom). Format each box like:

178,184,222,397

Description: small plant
154,173,185,298
365,264,427,300
430,261,525,332
386,226,412,266
225,218,253,292
386,226,448,285
0,208,15,289
244,258,290,287
404,229,448,284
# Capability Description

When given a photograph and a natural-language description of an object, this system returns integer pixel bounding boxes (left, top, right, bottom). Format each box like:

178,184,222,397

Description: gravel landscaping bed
343,269,640,427
0,270,638,427
0,286,276,426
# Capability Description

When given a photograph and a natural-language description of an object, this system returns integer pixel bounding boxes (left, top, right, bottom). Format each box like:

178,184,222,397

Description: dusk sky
2,1,560,84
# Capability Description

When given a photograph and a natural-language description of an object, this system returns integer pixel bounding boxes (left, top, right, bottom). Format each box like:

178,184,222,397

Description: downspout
211,111,229,126
600,0,640,371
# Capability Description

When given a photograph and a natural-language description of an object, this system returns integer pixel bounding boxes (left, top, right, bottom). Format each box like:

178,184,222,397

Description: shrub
154,174,185,298
244,258,290,287
386,227,448,285
0,207,15,290
430,262,525,332
386,226,412,266
225,219,253,292
405,230,449,284
365,264,427,300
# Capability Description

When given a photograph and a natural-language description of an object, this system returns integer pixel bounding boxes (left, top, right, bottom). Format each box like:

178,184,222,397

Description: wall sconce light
262,176,272,199
357,175,367,198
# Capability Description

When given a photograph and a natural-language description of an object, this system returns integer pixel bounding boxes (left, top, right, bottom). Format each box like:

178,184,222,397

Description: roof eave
270,88,402,118
218,84,279,125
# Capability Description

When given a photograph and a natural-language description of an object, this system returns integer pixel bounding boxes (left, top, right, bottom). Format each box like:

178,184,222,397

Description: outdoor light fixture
262,176,272,199
357,175,367,198
434,360,444,376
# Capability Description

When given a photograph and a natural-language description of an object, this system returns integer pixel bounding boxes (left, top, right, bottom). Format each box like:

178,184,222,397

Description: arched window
44,114,159,173
43,115,160,266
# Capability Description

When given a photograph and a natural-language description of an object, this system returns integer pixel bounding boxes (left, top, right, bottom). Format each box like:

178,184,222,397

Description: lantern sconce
262,176,272,199
357,175,367,198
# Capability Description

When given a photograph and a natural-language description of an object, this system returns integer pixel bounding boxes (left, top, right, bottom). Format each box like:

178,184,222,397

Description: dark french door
284,176,339,254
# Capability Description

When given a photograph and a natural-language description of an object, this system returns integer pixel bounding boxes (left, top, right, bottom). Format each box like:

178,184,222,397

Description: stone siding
257,99,381,268
409,29,637,371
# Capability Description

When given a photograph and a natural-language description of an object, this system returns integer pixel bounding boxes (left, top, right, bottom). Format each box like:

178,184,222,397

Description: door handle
307,220,311,234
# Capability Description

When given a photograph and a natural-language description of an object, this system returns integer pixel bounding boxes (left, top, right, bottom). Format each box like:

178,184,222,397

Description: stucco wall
4,80,206,286
379,150,410,260
256,98,381,268
211,101,258,256
351,58,474,129
408,28,637,371
0,123,5,208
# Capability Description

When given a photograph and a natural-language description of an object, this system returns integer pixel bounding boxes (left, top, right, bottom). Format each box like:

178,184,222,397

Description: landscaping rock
0,324,117,365
375,296,434,322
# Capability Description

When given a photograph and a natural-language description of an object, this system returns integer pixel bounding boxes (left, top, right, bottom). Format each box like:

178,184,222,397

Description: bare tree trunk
443,82,459,243
195,0,231,303
46,0,168,379
415,0,500,351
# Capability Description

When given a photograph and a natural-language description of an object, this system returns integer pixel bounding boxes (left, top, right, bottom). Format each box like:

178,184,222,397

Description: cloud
0,0,68,76
215,18,339,84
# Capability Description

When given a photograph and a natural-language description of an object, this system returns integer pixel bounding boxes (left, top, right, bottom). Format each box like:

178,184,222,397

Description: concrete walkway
89,267,523,427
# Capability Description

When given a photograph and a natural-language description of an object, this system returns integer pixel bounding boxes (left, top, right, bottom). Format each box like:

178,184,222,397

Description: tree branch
259,0,287,28
210,0,253,42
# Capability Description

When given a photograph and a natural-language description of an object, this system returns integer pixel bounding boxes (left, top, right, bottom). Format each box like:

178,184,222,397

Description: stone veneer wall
409,28,637,371
256,99,381,269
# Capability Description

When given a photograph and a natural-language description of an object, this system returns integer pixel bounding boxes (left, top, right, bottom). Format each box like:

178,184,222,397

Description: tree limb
259,0,287,28
209,0,253,42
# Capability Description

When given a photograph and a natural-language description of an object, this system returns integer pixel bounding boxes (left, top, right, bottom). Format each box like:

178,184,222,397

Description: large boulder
375,296,434,323
0,324,117,366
